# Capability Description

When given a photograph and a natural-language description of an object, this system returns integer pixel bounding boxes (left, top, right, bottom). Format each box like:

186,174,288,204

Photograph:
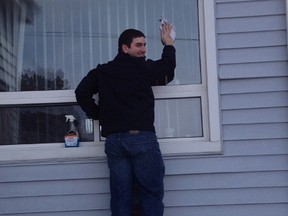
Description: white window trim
0,0,221,162
158,0,221,156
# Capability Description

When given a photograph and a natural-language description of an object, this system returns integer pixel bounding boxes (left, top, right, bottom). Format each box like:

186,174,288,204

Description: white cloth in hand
159,17,176,41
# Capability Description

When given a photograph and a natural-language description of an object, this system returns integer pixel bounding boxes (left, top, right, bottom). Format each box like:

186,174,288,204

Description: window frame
0,0,221,162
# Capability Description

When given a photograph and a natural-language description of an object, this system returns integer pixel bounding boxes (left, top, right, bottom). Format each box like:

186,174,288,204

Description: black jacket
75,45,176,137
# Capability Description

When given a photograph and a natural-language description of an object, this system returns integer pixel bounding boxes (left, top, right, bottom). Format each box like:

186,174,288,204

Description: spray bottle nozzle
65,115,76,122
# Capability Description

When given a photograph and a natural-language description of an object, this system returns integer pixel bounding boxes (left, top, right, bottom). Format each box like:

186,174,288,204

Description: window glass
101,97,203,141
0,105,93,145
155,98,203,138
0,0,200,92
0,98,202,145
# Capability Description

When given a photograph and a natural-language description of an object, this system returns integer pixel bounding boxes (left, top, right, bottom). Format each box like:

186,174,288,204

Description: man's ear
122,44,129,53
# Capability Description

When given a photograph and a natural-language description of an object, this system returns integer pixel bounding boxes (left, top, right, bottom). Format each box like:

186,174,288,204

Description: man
75,23,175,216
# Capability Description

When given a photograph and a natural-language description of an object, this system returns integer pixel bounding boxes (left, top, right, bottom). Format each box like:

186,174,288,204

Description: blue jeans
105,131,165,216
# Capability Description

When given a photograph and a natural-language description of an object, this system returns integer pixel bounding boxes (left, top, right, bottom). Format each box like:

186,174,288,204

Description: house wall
1,0,288,215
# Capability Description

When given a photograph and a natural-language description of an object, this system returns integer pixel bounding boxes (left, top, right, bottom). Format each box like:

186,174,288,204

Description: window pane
155,98,203,138
0,105,93,145
0,0,200,92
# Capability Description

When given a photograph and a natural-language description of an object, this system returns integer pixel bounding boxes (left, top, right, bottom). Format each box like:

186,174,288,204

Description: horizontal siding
0,211,110,216
222,92,288,109
2,156,286,192
223,123,288,140
222,107,288,124
164,187,288,206
165,155,288,174
223,139,288,156
0,160,109,182
208,0,288,215
218,30,287,49
216,0,286,17
217,0,288,141
0,194,109,215
221,77,288,94
164,204,288,216
1,157,288,215
0,160,110,215
219,61,288,79
219,46,287,64
0,179,109,198
165,171,288,191
218,15,286,33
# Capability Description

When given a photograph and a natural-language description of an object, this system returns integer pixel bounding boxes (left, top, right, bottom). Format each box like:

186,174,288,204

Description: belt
128,130,140,134
106,130,152,137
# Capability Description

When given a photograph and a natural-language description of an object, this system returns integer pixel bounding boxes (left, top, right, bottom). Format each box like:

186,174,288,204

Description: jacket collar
114,52,146,63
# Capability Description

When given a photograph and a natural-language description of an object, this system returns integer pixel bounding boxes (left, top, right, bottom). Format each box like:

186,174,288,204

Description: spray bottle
64,115,80,147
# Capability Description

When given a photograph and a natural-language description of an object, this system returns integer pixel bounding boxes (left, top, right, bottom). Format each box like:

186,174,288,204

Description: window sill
0,142,105,164
0,138,222,164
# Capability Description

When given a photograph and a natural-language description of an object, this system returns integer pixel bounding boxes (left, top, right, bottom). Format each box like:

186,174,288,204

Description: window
0,0,221,161
0,105,93,145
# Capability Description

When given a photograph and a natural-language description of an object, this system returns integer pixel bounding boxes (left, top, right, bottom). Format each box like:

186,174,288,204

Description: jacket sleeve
149,45,176,86
75,68,100,120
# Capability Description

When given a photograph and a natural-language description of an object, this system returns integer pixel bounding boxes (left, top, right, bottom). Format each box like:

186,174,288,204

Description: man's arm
150,45,176,86
149,23,176,85
75,69,100,120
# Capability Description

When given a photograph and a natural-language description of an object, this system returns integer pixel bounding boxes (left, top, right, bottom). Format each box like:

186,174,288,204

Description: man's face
122,37,146,57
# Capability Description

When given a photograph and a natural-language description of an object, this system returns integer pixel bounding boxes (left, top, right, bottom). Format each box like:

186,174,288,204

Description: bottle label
65,135,79,147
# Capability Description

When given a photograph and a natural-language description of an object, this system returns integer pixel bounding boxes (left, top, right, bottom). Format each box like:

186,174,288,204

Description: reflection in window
155,98,203,138
0,0,200,92
99,97,203,141
0,105,93,145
